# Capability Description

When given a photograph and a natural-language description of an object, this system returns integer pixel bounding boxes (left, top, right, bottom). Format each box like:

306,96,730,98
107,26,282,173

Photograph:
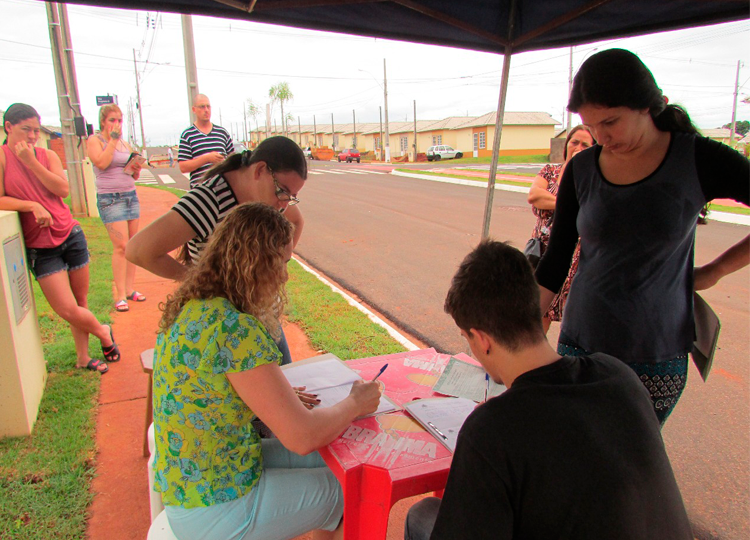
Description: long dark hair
568,49,697,135
201,135,307,183
3,103,40,144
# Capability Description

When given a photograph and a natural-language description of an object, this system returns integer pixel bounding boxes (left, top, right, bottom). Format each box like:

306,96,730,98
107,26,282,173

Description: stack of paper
432,356,506,402
282,356,397,416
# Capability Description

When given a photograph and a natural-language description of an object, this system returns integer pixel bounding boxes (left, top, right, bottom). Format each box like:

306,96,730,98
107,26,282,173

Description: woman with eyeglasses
127,136,306,366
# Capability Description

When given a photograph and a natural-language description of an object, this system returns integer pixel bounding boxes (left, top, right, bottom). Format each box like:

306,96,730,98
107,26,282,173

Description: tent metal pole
481,45,513,239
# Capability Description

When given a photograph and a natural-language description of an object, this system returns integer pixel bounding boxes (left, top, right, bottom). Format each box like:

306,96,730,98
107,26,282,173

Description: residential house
451,111,559,158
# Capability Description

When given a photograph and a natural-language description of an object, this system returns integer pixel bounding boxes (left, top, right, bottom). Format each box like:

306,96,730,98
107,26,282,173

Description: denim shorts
27,225,89,280
97,190,140,224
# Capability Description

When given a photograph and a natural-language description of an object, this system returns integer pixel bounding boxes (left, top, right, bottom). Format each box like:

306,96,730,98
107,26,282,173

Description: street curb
391,169,530,194
390,170,749,226
292,255,421,352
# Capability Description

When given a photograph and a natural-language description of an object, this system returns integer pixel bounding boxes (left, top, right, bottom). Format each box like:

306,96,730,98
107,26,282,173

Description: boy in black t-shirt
404,240,692,540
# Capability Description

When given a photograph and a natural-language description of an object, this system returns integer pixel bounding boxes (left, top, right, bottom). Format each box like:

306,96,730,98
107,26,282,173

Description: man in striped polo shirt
178,94,235,188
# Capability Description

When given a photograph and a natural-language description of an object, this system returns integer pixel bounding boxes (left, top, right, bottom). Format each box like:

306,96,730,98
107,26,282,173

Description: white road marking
158,174,176,184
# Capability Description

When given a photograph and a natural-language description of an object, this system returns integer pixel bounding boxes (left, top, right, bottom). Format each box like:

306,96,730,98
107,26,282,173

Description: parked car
303,146,313,159
426,145,463,161
338,148,361,163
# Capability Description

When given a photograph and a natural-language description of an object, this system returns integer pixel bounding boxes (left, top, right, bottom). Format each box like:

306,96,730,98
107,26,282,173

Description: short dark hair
445,240,544,351
201,135,307,182
568,48,697,135
3,103,40,144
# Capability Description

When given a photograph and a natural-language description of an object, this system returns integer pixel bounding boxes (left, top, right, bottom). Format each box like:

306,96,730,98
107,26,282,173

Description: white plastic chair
146,422,178,539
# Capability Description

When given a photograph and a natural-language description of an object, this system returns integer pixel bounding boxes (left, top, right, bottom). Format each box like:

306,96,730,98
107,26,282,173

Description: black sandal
101,325,121,363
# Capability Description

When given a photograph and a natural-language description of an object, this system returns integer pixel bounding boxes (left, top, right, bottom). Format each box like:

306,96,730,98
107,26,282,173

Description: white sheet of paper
432,357,506,402
405,397,477,452
282,356,397,416
283,357,360,391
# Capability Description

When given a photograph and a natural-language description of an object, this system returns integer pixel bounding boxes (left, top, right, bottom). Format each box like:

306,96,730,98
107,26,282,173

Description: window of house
437,135,442,145
374,136,380,149
479,132,486,149
400,136,408,152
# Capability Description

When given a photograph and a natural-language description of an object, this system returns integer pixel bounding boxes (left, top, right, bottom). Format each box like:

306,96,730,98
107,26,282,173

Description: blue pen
484,373,489,402
372,363,389,381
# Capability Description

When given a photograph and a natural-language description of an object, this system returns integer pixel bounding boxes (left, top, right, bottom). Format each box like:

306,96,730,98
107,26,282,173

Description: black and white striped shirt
171,174,238,263
178,124,234,187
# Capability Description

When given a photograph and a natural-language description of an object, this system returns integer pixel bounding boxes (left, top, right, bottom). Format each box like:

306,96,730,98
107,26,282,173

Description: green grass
135,182,186,199
0,216,113,539
710,204,750,216
437,153,548,165
285,260,406,360
395,168,533,187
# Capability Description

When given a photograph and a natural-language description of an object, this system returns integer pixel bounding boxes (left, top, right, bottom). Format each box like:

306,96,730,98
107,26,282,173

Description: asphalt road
293,161,749,540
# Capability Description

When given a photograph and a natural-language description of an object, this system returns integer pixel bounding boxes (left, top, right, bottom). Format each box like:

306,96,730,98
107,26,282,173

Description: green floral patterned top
152,297,281,508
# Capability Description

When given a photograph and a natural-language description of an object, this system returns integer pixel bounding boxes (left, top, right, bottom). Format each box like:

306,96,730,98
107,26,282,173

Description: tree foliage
269,82,294,136
722,120,749,137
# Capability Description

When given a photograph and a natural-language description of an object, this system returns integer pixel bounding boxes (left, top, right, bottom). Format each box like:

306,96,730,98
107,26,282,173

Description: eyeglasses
268,168,300,206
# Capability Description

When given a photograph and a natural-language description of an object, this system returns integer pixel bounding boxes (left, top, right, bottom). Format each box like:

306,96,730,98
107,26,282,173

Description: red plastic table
315,348,475,540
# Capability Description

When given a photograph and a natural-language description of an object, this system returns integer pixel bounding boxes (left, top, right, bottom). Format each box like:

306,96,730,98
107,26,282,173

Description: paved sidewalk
85,186,419,540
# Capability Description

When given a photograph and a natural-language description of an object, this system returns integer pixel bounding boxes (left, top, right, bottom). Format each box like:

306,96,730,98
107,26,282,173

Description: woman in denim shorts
87,104,146,312
0,103,120,373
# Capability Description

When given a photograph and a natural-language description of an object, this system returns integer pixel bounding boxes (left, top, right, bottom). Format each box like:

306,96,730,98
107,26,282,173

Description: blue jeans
276,329,292,366
97,190,140,224
165,439,343,540
404,497,441,540
27,225,89,279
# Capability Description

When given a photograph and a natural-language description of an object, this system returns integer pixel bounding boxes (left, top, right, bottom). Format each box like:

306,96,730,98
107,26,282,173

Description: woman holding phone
87,104,146,312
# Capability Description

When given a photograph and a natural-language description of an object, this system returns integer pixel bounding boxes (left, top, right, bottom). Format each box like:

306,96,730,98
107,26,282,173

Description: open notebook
433,356,506,402
282,355,397,417
404,397,477,453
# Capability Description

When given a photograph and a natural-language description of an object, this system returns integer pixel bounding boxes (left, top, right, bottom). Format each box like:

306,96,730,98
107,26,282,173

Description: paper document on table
283,357,360,391
691,292,721,382
404,397,477,452
432,356,506,402
282,356,398,416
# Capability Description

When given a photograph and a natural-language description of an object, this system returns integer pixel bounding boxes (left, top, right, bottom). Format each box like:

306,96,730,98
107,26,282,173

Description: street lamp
358,65,390,162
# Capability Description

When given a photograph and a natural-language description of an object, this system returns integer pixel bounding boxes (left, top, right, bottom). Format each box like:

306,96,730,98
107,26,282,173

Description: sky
1,0,748,146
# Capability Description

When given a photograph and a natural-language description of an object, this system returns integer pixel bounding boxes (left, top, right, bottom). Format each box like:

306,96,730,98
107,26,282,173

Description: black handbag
523,238,542,269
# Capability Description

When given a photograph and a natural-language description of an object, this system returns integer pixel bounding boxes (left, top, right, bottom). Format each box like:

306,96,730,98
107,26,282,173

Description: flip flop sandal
81,358,108,374
115,300,129,312
101,326,121,363
126,291,147,302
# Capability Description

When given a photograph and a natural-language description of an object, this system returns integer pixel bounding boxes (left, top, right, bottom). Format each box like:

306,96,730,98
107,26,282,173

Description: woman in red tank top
0,103,120,373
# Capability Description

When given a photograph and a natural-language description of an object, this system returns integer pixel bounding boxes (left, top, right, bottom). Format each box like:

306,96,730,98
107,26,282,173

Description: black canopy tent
47,0,748,234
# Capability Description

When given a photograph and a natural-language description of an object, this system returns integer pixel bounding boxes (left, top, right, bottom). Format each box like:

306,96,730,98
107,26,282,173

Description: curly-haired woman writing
152,202,380,540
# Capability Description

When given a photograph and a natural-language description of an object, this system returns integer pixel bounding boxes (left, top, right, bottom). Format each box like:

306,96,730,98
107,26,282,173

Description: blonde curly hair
158,202,294,339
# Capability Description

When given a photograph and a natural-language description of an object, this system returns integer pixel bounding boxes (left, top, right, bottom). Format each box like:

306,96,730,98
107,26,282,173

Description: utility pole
313,115,317,147
383,58,391,162
413,100,417,161
730,60,741,146
265,104,271,139
352,109,357,148
132,49,147,155
298,115,302,146
243,106,247,145
181,15,199,126
379,106,384,161
331,113,335,151
46,2,86,215
219,109,223,126
567,46,573,132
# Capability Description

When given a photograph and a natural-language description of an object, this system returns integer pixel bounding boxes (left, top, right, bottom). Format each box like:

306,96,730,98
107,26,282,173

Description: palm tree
269,82,294,137
246,99,261,144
